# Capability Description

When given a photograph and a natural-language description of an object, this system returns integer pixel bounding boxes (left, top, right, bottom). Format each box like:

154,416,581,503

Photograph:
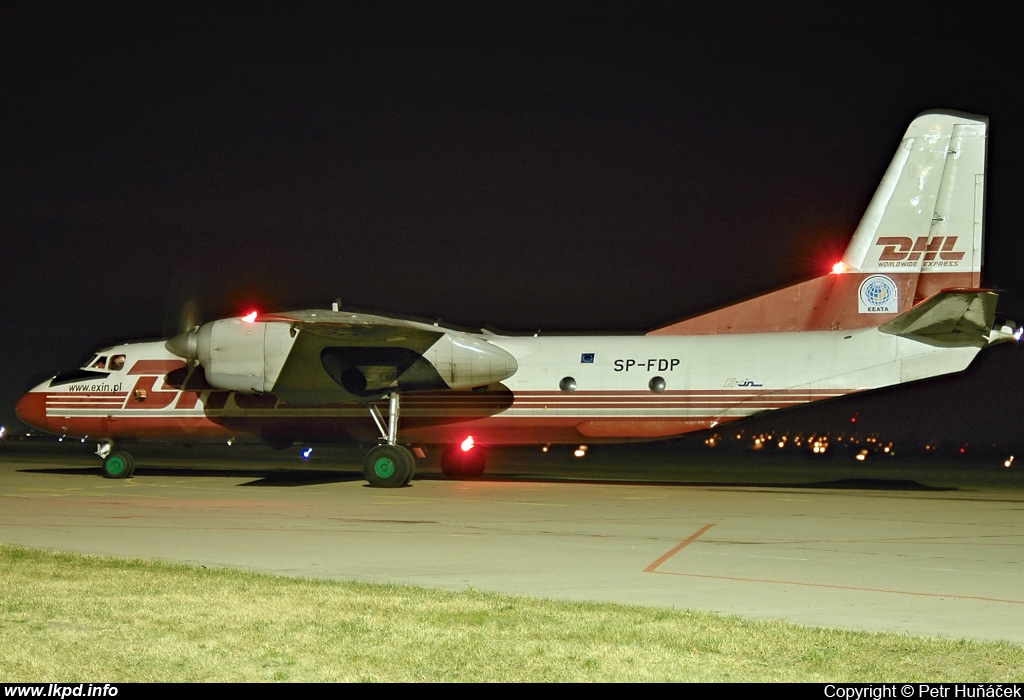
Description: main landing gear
97,439,135,479
364,393,415,488
362,394,489,486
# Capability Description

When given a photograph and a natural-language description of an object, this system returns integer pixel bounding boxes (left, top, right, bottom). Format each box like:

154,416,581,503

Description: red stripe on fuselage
128,359,186,375
33,385,858,445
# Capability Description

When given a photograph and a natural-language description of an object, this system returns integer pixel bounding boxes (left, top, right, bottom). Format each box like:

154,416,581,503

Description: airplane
15,109,1021,487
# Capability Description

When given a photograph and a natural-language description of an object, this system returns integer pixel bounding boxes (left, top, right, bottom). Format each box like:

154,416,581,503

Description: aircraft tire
363,444,414,488
102,451,135,479
440,445,486,480
402,451,416,486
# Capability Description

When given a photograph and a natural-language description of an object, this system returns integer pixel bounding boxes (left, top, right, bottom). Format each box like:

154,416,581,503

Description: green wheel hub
102,451,134,479
373,457,396,479
106,456,126,476
363,445,414,487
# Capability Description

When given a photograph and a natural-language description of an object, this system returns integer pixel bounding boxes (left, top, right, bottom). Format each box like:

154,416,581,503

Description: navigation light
242,311,258,323
461,435,475,452
831,261,849,274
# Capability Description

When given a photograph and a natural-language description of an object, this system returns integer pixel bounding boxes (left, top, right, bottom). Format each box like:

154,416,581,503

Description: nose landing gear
97,440,135,479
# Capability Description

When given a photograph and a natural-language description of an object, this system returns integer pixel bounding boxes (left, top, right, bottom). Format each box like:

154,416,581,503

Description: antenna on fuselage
332,299,341,312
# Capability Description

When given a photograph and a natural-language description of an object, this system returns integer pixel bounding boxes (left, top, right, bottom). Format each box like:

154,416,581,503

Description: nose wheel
363,393,415,487
96,439,135,478
101,450,136,479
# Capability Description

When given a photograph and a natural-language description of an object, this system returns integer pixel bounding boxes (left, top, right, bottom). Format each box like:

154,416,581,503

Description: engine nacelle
167,317,297,394
201,318,299,393
422,333,519,389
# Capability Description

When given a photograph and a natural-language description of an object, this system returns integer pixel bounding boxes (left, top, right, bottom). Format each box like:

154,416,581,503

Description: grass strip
1,543,1022,682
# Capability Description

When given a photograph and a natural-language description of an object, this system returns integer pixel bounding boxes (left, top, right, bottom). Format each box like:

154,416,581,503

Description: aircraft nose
15,391,49,432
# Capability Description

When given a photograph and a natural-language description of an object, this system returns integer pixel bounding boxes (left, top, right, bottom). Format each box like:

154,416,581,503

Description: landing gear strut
97,440,135,479
363,393,415,488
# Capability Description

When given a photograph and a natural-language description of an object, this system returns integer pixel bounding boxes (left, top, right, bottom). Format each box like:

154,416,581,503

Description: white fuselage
19,327,979,446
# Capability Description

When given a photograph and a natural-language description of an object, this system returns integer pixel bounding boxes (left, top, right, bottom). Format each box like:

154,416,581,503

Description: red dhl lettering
875,236,964,262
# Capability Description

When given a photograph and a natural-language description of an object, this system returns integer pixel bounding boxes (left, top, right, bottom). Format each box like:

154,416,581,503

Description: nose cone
165,328,199,360
15,390,50,432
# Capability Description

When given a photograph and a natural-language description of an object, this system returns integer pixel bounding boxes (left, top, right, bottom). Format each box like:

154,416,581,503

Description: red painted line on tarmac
648,570,1024,605
643,524,716,573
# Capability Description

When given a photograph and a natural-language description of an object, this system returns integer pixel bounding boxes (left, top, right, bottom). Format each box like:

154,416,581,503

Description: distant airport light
242,311,258,323
0,426,5,440
1015,327,1023,342
460,435,475,452
831,261,849,275
856,449,868,461
302,447,313,460
542,445,549,453
1005,456,1015,468
574,447,586,458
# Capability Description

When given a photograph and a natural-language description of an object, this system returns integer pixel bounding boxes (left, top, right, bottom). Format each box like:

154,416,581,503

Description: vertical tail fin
841,110,986,292
650,110,988,336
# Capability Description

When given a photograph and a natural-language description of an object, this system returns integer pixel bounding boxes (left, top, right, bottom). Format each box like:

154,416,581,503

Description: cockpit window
88,355,108,370
50,369,111,387
109,355,126,371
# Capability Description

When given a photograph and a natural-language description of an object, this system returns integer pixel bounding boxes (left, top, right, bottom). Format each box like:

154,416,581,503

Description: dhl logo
875,236,965,262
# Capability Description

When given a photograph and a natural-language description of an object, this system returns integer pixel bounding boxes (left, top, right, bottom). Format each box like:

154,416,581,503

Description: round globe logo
858,275,898,313
864,279,891,305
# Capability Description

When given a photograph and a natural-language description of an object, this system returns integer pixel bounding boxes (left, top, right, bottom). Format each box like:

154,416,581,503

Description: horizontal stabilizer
879,289,997,347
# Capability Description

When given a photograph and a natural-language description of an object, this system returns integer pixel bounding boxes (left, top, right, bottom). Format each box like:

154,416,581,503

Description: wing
166,310,518,405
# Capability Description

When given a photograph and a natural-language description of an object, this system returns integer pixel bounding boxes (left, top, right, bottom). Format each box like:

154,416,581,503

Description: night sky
2,3,1023,446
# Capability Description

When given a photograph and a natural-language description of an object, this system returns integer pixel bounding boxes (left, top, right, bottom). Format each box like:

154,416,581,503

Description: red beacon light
831,261,849,275
460,435,475,452
242,311,258,323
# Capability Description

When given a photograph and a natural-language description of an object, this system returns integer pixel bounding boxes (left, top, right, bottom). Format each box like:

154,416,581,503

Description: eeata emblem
858,275,898,314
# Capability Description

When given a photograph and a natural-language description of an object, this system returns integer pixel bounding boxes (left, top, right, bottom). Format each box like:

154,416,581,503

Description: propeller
178,298,199,335
165,325,199,362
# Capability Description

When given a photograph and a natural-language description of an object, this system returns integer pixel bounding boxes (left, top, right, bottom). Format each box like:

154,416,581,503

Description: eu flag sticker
581,353,595,364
